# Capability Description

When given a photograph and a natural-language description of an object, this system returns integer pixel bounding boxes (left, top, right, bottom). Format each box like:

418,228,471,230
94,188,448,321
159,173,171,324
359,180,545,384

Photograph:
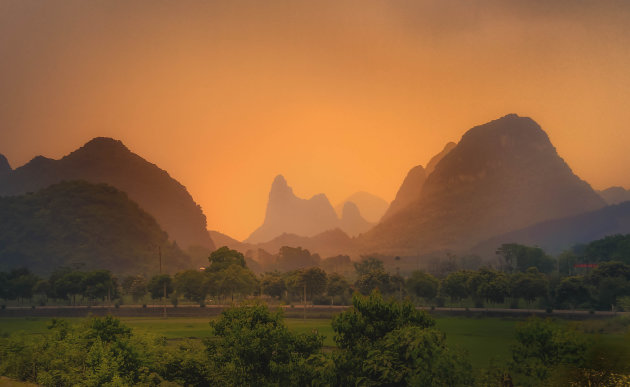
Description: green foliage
147,274,173,300
497,243,555,273
276,246,320,272
440,271,471,302
354,256,385,276
333,291,435,351
3,268,39,301
207,246,246,272
555,276,591,309
82,270,117,301
174,270,208,302
510,268,549,305
320,255,354,276
332,291,472,385
406,270,439,301
0,316,167,386
260,271,286,299
326,272,352,303
355,269,391,295
211,264,258,301
0,181,190,275
286,267,327,302
128,275,148,302
205,302,328,386
362,326,473,386
510,318,589,386
582,234,630,264
468,268,509,304
586,262,630,309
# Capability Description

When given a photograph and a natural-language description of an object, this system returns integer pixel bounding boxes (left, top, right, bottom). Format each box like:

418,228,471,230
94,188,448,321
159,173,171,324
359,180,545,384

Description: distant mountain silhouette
0,181,191,275
339,202,374,237
208,230,253,253
381,165,426,221
0,154,11,177
335,192,388,223
425,142,456,175
598,186,630,205
0,137,214,250
257,228,355,259
473,201,630,255
382,142,457,221
246,175,371,243
361,114,606,255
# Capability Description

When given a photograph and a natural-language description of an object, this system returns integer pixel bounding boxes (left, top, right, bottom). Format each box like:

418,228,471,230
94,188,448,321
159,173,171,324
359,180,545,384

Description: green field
0,315,623,370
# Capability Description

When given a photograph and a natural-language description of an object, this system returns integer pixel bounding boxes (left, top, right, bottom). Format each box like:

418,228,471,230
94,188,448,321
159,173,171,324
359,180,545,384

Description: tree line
3,235,630,312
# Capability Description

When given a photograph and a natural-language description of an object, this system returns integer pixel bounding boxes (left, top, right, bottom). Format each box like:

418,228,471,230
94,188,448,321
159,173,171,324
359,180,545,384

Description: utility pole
159,246,166,318
303,283,307,321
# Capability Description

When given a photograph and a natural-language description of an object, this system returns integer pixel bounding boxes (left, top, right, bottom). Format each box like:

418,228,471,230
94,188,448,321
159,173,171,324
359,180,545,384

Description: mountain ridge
0,137,214,250
360,114,605,255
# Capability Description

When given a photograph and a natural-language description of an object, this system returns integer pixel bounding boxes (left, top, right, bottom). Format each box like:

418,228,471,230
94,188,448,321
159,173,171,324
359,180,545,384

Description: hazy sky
1,1,630,240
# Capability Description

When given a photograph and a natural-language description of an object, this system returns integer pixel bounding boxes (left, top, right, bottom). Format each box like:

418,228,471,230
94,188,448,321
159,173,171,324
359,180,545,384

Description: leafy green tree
354,256,385,276
276,246,321,272
497,243,555,273
207,246,246,272
510,268,549,305
81,270,117,301
355,269,391,295
299,267,328,301
585,262,630,309
558,250,579,275
406,270,439,302
588,261,630,284
440,271,471,303
327,273,352,304
6,268,39,302
510,318,589,386
147,274,173,300
332,291,435,352
260,272,286,299
174,270,207,303
0,316,168,386
469,268,509,305
332,291,471,385
362,326,473,386
555,276,591,309
0,271,8,300
128,275,148,302
214,264,258,302
53,271,86,305
320,255,353,275
205,303,329,385
583,234,630,264
120,275,136,295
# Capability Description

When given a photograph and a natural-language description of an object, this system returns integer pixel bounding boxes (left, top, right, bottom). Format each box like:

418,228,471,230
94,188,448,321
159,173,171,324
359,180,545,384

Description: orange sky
1,1,630,240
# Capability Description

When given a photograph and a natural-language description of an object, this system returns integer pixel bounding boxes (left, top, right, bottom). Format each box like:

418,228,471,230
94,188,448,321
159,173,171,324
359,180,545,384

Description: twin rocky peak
246,175,375,244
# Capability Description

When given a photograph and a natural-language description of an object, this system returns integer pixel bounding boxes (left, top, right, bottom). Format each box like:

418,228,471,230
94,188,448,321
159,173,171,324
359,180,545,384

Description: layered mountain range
0,137,214,250
334,192,389,223
235,114,620,259
2,114,627,272
359,114,606,255
473,201,630,255
598,186,630,205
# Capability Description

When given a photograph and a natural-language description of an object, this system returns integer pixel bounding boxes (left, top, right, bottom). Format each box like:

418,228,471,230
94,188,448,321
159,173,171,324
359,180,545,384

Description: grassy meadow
1,314,627,370
0,315,542,369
